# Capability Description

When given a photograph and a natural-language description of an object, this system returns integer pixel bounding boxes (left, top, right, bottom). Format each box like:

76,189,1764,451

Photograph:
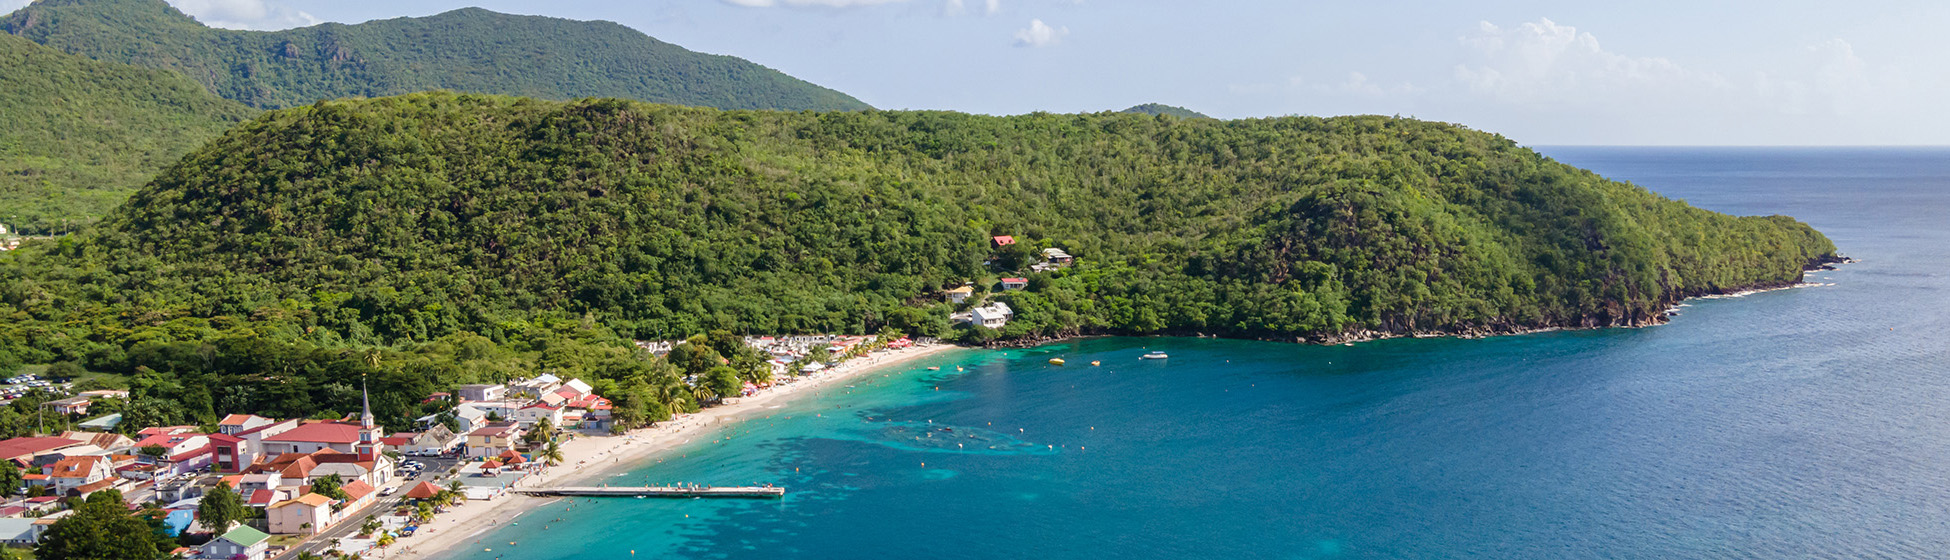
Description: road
278,455,462,558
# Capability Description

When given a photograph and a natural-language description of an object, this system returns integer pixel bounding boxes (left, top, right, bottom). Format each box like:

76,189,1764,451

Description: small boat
1090,361,1101,366
1140,351,1169,360
927,366,940,371
1049,358,1065,365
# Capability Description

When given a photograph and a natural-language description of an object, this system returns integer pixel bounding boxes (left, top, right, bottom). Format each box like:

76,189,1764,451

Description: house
454,384,506,403
54,431,133,453
0,437,84,465
1041,247,1074,264
267,494,333,535
991,235,1016,247
217,414,278,435
77,414,122,431
465,423,524,459
45,456,114,497
200,525,270,560
969,302,1014,329
403,425,460,455
209,417,297,473
44,397,90,416
507,374,562,399
563,394,613,429
999,277,1029,291
132,429,213,477
514,402,564,429
0,518,35,545
249,450,392,488
340,480,377,510
260,420,382,459
944,286,974,304
76,390,130,400
560,378,594,397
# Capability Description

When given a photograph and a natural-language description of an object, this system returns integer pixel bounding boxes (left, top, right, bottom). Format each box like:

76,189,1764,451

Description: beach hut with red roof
404,481,442,500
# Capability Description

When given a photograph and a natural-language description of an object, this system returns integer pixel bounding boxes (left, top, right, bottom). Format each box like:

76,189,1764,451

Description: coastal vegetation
0,92,1836,433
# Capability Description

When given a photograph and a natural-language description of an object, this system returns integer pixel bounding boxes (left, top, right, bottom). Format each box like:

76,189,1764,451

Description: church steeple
361,374,375,429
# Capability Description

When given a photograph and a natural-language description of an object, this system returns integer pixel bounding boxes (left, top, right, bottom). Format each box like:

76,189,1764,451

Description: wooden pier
516,486,785,499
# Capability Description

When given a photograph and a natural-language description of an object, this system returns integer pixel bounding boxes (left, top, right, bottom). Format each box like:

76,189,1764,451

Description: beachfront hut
404,481,442,500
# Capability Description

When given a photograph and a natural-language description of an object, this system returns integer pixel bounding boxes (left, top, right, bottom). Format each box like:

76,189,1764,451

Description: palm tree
447,480,464,493
656,381,688,418
541,440,565,466
689,382,717,406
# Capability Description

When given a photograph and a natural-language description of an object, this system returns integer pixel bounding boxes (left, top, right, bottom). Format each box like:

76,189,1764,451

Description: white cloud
943,0,998,17
723,0,910,7
167,0,319,30
1013,18,1066,47
1452,18,1724,105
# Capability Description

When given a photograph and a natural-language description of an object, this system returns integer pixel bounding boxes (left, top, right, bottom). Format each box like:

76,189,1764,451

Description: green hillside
0,92,1837,430
1123,103,1209,119
2,92,1835,343
0,0,871,111
0,32,255,234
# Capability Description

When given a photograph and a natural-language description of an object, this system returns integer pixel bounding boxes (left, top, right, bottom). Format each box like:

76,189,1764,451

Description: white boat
1140,351,1168,360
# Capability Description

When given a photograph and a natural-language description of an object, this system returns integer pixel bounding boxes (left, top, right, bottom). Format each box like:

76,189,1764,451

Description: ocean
442,147,1950,559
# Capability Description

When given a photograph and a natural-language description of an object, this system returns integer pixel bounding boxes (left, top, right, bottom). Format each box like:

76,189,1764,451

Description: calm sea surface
444,147,1950,559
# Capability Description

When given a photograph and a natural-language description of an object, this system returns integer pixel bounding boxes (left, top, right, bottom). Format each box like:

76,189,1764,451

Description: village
0,330,944,559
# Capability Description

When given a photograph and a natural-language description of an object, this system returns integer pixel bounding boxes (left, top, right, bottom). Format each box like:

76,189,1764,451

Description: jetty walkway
515,486,786,499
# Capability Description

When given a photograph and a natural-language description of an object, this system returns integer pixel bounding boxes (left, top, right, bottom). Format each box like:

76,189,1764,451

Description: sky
6,0,1947,145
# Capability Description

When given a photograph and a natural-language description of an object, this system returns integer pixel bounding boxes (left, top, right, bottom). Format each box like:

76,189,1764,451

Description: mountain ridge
1,92,1837,349
0,0,872,111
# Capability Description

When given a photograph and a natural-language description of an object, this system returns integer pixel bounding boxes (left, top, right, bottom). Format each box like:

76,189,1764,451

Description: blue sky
9,0,1946,145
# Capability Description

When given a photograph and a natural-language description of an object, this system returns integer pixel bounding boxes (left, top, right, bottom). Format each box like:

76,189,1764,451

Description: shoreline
392,342,962,560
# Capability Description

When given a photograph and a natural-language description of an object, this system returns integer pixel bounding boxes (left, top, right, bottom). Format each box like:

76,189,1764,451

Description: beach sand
384,342,961,559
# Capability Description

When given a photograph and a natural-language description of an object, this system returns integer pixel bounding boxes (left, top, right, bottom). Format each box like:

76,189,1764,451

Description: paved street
277,455,462,558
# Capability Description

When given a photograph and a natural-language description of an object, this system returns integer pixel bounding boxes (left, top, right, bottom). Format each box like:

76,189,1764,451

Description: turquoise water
444,148,1950,559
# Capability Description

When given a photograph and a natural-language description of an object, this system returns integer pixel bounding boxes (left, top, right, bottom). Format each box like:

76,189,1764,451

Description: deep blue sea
444,147,1950,559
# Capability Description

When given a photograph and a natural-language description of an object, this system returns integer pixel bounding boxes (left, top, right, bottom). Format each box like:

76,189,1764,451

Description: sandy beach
386,342,961,559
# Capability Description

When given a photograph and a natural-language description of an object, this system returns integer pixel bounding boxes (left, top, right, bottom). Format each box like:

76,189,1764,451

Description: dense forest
2,0,870,112
0,0,873,234
0,92,1836,432
0,33,255,234
1122,103,1210,119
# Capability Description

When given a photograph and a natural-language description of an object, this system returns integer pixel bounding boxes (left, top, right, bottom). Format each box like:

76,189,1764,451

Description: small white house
970,302,1013,329
944,286,974,304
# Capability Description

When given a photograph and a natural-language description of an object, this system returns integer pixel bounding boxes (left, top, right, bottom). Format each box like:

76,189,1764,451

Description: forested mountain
1123,103,1209,119
0,33,255,234
0,0,872,234
0,93,1835,431
1,0,871,112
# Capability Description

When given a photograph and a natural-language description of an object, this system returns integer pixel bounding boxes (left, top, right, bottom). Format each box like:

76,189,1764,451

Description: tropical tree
196,483,247,535
0,460,21,496
311,474,348,501
359,515,381,538
35,492,162,560
704,366,742,402
541,440,564,466
525,417,556,445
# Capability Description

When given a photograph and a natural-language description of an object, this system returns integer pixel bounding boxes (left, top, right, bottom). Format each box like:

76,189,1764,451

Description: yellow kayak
1049,358,1065,365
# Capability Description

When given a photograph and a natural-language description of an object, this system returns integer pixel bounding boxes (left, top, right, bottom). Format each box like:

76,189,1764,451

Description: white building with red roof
132,428,212,477
45,455,113,496
261,378,386,461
